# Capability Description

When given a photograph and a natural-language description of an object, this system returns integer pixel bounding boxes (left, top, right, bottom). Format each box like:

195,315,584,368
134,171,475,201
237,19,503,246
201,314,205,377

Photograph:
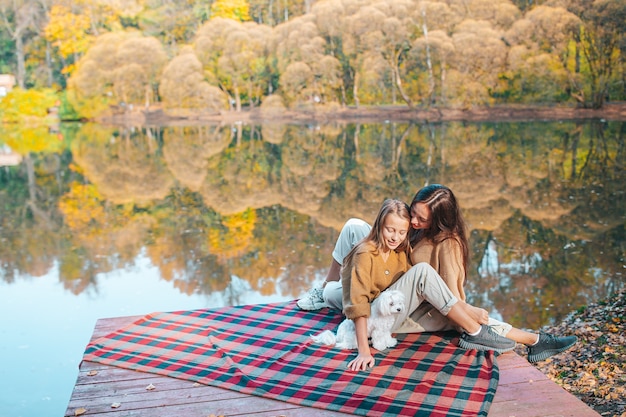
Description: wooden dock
65,315,600,417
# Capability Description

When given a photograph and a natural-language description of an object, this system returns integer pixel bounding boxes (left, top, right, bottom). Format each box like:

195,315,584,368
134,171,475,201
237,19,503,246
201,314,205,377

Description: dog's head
374,290,406,316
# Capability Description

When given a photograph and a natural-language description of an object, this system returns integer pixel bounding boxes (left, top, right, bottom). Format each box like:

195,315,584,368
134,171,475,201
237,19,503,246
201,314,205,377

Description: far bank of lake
95,102,626,126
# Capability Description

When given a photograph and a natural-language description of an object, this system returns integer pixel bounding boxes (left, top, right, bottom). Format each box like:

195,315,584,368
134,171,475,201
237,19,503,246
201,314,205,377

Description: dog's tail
310,330,336,346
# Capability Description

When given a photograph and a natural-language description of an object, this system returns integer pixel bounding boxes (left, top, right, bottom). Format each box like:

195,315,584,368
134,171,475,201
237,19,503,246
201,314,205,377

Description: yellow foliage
207,209,256,260
44,5,94,73
0,88,59,123
210,0,250,22
58,182,106,232
1,124,64,155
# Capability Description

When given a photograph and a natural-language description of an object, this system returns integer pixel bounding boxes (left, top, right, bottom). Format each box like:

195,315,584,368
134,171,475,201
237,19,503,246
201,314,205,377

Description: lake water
0,118,624,416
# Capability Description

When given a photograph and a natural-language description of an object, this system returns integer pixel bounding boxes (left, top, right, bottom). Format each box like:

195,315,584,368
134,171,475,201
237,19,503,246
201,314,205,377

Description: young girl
323,198,515,371
299,185,577,364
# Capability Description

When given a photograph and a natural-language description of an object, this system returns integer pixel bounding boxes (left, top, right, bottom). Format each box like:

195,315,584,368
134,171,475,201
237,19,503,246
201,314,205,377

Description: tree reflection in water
0,119,624,329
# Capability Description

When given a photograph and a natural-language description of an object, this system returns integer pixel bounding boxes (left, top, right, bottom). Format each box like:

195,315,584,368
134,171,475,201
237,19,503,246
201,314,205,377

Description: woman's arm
347,316,375,371
437,238,466,301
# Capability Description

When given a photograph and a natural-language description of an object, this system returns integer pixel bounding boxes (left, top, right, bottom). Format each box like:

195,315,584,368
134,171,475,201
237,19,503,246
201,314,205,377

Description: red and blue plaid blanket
84,301,499,416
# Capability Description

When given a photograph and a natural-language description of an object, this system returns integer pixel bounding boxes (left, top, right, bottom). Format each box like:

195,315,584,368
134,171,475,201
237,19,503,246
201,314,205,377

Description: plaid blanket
84,301,499,416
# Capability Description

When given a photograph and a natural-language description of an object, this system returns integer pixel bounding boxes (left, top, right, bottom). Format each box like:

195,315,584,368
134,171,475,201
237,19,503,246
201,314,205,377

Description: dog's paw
336,341,358,350
372,341,389,351
372,337,397,351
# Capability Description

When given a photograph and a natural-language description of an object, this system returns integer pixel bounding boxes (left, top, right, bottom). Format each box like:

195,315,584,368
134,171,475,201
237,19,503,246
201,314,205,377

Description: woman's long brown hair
408,185,469,278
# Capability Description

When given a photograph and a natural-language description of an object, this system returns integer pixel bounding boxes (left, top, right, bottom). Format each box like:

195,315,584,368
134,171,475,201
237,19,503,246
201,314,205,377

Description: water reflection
1,119,624,329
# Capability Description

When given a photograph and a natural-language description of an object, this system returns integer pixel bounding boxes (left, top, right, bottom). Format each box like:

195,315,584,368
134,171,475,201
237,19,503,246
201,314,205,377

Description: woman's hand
347,351,375,371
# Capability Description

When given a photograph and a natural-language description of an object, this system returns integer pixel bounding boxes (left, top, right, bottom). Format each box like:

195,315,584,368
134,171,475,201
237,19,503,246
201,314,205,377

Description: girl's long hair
408,185,469,278
342,199,411,270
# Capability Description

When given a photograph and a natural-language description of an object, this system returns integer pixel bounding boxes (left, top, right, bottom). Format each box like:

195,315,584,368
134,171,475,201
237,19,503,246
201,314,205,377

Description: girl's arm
347,316,375,371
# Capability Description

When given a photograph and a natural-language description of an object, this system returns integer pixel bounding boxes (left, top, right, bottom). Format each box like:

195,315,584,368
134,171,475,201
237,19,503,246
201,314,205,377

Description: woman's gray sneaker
458,325,516,353
527,333,578,363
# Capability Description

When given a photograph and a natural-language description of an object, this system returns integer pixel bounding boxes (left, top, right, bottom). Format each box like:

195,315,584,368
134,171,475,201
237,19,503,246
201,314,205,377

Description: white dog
311,289,406,351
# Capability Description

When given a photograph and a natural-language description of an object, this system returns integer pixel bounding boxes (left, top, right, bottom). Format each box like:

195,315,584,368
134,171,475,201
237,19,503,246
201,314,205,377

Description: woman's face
410,202,432,230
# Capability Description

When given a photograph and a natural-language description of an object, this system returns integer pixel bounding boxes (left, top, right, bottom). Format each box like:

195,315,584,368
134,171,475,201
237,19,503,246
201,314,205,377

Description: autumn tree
408,1,457,105
503,5,580,102
44,5,92,78
248,0,309,26
0,86,58,122
71,123,175,205
43,0,125,79
159,46,228,115
411,29,455,105
447,19,508,107
162,125,232,191
310,0,359,105
211,0,251,21
271,14,342,106
462,0,521,30
58,182,105,232
68,31,167,117
67,32,124,118
114,35,167,108
359,0,419,107
195,17,274,110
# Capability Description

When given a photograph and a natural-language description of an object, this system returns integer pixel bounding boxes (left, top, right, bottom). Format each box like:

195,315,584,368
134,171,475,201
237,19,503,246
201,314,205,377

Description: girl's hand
347,352,375,371
348,316,375,371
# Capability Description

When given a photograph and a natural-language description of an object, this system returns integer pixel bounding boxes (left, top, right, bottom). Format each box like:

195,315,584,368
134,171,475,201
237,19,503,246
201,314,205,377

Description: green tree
566,0,626,107
0,0,43,88
138,0,207,47
408,1,457,106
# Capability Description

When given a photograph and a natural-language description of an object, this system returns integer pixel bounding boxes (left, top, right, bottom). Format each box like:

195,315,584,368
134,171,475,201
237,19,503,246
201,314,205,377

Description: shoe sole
458,338,516,354
528,339,577,363
296,301,329,311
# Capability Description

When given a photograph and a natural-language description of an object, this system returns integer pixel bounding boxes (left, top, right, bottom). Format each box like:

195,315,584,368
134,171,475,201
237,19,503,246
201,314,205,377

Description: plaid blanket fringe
84,301,499,417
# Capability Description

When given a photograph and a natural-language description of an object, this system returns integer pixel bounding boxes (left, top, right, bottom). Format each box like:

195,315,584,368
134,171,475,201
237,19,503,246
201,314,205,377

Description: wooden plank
65,316,601,417
65,364,352,417
490,352,600,417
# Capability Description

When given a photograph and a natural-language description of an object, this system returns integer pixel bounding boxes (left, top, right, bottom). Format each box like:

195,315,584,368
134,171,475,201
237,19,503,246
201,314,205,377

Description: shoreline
515,288,626,417
96,102,626,126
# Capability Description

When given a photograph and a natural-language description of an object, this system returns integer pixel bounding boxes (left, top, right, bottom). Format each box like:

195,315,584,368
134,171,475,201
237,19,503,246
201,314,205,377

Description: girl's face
410,202,432,230
382,213,409,251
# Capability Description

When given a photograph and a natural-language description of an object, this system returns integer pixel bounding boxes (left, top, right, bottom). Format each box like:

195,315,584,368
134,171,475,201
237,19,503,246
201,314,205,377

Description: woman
322,198,515,371
298,185,577,363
